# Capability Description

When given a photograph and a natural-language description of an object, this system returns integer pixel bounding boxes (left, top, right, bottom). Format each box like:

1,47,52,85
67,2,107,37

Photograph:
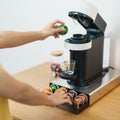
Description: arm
0,68,72,107
0,20,64,48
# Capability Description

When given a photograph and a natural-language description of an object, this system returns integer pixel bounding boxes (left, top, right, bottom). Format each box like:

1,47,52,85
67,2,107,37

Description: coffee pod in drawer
79,93,88,103
55,87,68,94
50,84,59,92
74,96,84,109
43,87,52,95
67,90,77,101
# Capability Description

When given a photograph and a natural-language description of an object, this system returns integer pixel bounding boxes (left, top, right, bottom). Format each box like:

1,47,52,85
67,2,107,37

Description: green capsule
59,24,68,35
50,84,59,91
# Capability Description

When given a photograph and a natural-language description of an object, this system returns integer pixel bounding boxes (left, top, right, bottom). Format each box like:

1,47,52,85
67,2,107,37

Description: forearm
0,31,45,48
0,69,52,106
0,20,65,48
13,82,51,106
0,67,72,106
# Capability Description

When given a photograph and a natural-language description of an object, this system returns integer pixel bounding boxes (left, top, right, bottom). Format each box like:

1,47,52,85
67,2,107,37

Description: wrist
38,30,48,40
45,95,55,107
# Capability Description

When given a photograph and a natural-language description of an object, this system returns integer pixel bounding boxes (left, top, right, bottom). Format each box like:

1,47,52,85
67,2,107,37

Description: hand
41,20,65,39
47,92,72,107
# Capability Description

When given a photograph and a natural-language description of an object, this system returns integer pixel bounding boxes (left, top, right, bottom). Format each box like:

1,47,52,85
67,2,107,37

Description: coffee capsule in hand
59,24,68,35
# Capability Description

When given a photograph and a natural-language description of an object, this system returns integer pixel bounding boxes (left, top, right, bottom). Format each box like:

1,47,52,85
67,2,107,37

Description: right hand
47,92,72,107
41,20,65,39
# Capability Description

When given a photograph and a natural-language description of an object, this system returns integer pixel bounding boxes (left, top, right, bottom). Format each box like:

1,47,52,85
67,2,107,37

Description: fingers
46,19,65,38
42,19,65,39
54,92,73,105
62,94,72,105
54,27,64,33
53,33,59,38
64,99,73,105
51,20,64,25
52,20,65,36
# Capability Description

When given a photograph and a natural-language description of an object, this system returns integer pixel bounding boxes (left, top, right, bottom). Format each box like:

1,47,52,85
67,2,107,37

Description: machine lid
68,11,106,34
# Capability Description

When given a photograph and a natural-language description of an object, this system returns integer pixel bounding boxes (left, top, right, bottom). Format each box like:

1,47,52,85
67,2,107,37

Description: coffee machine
49,3,120,114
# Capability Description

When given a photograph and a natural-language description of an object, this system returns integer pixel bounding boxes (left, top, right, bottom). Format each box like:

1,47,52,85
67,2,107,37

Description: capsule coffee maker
49,2,120,114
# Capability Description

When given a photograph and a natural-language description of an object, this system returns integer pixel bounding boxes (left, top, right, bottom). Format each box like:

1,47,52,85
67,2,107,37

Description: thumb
54,28,64,33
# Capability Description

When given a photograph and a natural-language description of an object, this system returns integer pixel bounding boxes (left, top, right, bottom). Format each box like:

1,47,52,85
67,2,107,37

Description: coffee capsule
50,84,59,92
43,87,52,95
50,63,62,77
74,93,88,109
50,63,57,71
79,93,88,103
59,24,68,35
67,90,77,101
74,96,84,109
55,87,68,94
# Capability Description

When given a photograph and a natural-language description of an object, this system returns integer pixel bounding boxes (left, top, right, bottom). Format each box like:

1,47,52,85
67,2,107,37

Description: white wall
0,0,120,74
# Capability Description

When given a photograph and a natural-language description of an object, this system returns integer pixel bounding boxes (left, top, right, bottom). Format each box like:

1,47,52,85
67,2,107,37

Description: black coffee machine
50,5,120,114
60,11,107,87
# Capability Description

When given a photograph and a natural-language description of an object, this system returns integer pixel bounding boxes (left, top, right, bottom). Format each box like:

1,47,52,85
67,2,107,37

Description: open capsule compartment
49,83,89,114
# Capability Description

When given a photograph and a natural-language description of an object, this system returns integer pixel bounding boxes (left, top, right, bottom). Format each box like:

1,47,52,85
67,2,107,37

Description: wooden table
9,62,120,120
